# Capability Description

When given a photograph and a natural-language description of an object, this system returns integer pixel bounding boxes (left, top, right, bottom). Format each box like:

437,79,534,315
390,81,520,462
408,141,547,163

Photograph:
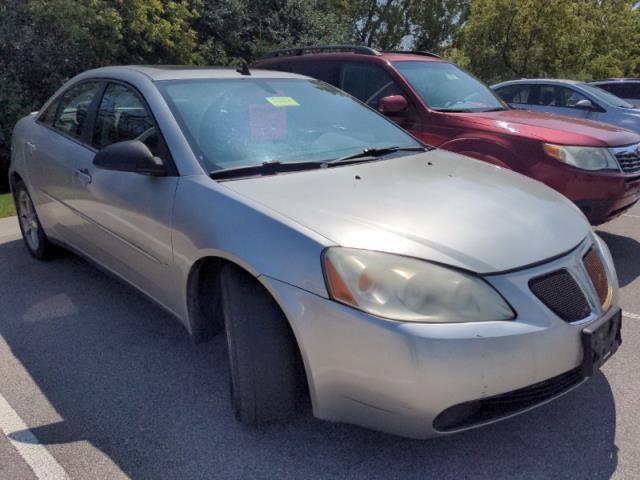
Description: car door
25,81,103,244
338,62,422,132
494,83,534,110
529,84,595,120
70,81,179,303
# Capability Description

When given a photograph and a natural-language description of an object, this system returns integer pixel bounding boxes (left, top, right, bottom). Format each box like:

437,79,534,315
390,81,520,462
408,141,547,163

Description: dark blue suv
590,79,640,107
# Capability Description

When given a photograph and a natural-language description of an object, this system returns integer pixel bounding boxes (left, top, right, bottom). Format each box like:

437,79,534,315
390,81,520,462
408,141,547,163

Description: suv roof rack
261,45,382,59
382,50,441,58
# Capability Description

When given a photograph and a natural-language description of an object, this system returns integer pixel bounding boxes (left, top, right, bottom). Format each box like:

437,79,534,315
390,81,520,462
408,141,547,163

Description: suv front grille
529,270,591,322
583,248,611,309
612,144,640,174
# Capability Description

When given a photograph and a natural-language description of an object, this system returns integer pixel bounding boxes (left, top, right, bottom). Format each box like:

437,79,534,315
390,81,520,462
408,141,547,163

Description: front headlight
543,143,619,171
323,248,515,323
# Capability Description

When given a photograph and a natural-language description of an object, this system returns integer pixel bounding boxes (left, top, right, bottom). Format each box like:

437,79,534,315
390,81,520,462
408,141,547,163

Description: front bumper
266,237,619,439
532,162,640,225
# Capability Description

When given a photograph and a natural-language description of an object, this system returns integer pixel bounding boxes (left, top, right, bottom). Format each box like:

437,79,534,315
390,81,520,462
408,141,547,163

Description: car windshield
579,83,635,108
393,61,507,112
157,78,420,172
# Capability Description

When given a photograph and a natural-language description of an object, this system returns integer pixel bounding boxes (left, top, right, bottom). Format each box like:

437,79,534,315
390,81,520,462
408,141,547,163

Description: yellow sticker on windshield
266,96,300,107
446,73,459,80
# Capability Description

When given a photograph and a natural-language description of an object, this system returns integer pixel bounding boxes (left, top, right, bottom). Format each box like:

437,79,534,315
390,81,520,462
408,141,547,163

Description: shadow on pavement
597,230,640,287
0,238,619,479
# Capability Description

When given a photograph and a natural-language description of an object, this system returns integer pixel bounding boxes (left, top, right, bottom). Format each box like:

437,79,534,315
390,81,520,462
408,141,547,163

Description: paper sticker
266,96,300,107
445,73,459,80
250,104,286,140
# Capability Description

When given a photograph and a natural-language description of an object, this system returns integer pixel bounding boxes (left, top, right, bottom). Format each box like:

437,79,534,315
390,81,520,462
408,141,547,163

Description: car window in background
157,78,420,171
597,83,640,102
92,83,162,157
394,61,506,112
555,86,589,108
340,63,405,110
580,84,634,108
279,61,341,85
537,85,557,106
496,84,532,104
50,82,101,140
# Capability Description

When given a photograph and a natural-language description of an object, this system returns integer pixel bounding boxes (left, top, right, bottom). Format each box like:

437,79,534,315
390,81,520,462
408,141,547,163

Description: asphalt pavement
1,204,639,480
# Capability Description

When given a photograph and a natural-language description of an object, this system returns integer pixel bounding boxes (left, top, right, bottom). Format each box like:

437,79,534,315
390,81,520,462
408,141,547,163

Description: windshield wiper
210,145,428,180
326,145,426,165
210,160,323,180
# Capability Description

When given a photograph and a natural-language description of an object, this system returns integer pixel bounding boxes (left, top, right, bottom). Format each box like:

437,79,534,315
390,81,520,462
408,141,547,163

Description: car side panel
169,175,332,330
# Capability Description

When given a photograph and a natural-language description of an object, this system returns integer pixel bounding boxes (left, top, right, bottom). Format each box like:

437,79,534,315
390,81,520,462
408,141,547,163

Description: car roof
493,79,584,88
255,46,444,65
591,78,640,84
77,65,309,81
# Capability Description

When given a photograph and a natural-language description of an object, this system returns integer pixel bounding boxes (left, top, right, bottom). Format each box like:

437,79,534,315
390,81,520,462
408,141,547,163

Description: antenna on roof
236,62,251,76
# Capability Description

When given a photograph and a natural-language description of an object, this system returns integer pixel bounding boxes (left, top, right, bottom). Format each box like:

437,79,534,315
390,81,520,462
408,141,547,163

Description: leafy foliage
455,0,640,84
1,0,639,192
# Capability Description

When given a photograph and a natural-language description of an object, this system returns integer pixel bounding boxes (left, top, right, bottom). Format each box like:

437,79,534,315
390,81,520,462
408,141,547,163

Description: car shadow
596,230,640,287
0,238,619,479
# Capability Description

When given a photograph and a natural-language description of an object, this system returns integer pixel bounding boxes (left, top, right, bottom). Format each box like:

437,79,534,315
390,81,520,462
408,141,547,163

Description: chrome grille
583,248,611,309
529,270,591,322
612,143,640,174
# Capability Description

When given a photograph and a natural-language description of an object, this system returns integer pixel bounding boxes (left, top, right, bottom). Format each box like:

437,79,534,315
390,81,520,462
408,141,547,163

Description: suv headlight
543,144,619,171
323,248,515,323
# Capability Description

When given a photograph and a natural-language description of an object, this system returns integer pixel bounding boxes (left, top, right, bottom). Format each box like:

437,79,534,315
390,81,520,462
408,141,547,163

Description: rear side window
496,84,532,104
284,61,341,86
340,63,405,109
600,83,640,99
47,82,101,140
92,83,162,157
39,99,60,126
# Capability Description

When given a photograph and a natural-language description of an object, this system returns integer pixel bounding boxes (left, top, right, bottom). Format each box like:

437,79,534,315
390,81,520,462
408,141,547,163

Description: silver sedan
9,66,622,438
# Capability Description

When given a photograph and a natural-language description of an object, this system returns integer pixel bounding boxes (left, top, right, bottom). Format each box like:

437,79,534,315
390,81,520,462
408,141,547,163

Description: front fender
439,136,520,171
170,175,334,324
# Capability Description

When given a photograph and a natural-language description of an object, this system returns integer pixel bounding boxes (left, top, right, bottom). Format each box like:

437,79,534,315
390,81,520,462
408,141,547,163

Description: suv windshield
394,61,506,112
157,78,420,172
579,83,635,108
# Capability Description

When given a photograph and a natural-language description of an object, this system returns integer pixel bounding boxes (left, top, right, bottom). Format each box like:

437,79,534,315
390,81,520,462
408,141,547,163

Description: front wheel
14,180,55,260
220,264,301,424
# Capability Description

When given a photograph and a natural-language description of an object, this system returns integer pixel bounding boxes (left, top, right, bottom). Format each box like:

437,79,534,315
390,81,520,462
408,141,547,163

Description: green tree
456,0,640,84
192,0,351,65
332,0,410,49
0,0,199,191
410,0,470,53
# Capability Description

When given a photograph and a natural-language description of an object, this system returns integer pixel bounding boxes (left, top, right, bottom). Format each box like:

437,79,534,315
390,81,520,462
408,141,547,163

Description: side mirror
378,95,408,115
93,140,166,176
574,99,594,110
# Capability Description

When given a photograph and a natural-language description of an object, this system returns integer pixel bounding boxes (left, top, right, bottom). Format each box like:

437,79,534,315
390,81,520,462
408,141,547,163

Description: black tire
220,263,300,424
13,180,55,260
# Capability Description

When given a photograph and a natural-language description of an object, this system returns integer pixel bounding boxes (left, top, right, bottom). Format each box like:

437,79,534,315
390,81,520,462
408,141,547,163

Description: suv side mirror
574,99,594,110
94,140,166,176
378,95,408,115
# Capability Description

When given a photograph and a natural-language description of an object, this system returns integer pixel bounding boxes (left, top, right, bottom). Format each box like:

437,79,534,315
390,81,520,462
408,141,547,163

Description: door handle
26,140,36,153
75,168,92,185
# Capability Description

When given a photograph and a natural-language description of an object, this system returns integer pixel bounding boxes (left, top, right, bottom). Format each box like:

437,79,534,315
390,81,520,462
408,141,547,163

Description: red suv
255,46,640,225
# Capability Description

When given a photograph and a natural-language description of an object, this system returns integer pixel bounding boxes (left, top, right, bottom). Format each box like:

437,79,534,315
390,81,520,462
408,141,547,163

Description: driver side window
92,83,162,157
340,63,404,109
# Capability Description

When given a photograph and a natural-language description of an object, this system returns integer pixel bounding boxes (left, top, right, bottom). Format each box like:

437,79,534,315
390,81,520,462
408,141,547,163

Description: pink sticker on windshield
250,104,286,140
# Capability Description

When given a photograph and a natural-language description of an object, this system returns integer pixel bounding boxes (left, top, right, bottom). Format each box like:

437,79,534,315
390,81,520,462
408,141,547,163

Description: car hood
455,109,640,147
223,151,590,274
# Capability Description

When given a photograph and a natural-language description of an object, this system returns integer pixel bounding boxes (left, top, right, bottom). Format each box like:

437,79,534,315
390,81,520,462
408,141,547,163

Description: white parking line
0,393,70,480
623,214,640,219
623,311,640,320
